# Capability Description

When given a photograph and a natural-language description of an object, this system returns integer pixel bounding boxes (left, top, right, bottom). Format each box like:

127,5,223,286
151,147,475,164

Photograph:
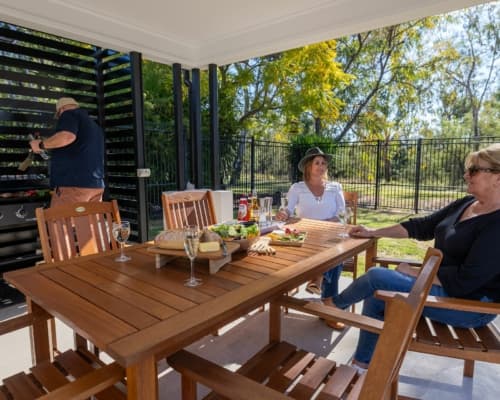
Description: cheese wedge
199,241,220,252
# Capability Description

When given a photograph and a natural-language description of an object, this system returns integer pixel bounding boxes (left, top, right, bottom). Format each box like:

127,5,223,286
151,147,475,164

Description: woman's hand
275,209,289,221
349,225,376,238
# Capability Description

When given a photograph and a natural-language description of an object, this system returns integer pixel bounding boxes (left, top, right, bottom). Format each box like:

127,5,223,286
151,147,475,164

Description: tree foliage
217,41,352,141
432,3,499,138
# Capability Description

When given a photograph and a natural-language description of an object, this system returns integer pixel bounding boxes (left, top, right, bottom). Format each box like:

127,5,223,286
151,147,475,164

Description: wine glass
276,195,288,226
337,207,353,239
112,221,131,262
184,225,202,287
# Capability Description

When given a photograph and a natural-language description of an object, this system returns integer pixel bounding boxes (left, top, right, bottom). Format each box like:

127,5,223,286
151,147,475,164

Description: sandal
324,319,345,330
305,282,321,295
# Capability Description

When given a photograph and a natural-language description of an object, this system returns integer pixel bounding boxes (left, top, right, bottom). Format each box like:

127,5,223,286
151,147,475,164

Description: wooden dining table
4,218,377,400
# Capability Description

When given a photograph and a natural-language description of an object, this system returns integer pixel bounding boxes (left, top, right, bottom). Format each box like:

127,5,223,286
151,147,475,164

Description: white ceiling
0,0,489,68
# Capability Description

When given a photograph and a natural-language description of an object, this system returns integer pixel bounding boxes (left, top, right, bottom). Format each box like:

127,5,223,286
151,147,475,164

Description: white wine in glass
337,207,353,239
184,225,202,287
112,221,131,262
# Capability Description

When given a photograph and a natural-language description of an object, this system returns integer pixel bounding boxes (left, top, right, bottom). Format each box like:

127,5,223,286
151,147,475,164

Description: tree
434,3,499,138
331,19,437,142
218,42,351,140
217,42,352,183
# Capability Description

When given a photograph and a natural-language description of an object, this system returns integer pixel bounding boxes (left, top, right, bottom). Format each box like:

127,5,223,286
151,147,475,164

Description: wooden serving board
147,241,240,274
265,233,307,247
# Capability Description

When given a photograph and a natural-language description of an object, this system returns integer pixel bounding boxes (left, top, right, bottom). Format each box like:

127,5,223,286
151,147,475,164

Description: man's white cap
55,97,79,115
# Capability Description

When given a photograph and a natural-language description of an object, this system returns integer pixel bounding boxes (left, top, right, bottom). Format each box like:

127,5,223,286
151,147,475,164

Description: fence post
414,138,422,214
250,136,255,191
374,140,381,209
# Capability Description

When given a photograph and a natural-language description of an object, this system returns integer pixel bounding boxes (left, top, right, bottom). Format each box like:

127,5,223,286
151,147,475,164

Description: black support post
250,136,255,191
374,140,381,210
130,51,148,242
414,138,422,214
209,64,220,189
173,63,186,190
94,48,108,200
190,68,202,188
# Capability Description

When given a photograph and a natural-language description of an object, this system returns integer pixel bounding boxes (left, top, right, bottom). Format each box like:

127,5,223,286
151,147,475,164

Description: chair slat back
356,247,443,399
162,190,217,229
36,200,121,263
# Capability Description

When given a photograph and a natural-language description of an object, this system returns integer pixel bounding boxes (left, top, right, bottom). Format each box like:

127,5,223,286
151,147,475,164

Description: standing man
30,97,105,207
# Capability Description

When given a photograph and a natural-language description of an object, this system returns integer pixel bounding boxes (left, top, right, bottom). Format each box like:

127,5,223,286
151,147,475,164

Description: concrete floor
1,279,499,399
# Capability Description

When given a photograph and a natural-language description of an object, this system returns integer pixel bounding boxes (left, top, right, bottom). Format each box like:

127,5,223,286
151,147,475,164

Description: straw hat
55,97,79,116
298,147,333,172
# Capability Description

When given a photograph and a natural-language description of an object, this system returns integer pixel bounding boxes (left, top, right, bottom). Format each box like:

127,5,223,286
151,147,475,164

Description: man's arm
30,131,76,153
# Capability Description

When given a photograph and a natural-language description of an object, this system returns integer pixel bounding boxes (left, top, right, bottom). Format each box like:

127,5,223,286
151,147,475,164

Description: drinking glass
279,195,288,213
112,221,131,262
275,195,289,227
337,207,353,239
184,225,202,287
258,197,267,226
258,197,273,227
264,197,273,226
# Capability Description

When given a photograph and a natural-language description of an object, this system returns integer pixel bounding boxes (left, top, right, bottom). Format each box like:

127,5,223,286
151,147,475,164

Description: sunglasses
466,165,500,176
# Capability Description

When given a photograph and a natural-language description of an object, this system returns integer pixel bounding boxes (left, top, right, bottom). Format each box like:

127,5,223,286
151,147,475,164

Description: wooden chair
162,190,217,230
36,200,121,263
373,256,500,379
0,302,125,399
168,247,443,400
35,200,121,353
162,190,226,335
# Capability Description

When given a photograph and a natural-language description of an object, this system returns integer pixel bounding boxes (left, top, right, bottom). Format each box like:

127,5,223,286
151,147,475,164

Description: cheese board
265,228,307,247
147,241,240,274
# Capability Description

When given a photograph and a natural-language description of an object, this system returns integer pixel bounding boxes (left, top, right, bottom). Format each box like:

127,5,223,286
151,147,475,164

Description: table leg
269,301,281,343
127,355,158,400
364,239,378,271
28,300,52,364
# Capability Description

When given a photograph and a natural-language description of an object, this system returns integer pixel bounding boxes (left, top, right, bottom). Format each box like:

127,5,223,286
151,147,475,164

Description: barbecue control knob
16,205,27,219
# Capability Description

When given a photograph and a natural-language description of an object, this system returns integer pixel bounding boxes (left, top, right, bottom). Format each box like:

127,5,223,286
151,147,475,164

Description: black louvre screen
0,21,141,272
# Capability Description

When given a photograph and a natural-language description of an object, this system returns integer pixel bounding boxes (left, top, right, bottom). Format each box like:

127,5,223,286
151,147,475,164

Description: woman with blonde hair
277,147,346,329
328,143,500,369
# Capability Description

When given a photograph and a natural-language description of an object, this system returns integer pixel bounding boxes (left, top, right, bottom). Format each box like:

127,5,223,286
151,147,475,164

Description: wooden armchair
162,190,217,229
168,247,443,400
0,302,125,399
374,256,500,378
35,200,122,353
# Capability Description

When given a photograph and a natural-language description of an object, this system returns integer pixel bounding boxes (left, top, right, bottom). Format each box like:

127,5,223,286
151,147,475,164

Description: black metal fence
144,130,499,226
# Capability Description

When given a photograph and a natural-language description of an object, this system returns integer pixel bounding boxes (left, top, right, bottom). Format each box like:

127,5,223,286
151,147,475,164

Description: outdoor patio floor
1,277,499,399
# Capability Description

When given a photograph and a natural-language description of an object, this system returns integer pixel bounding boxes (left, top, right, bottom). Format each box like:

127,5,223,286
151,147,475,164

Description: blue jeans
332,267,496,364
321,264,343,299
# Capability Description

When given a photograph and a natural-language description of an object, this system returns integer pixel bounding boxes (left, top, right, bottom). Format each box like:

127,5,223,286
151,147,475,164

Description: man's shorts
50,186,104,207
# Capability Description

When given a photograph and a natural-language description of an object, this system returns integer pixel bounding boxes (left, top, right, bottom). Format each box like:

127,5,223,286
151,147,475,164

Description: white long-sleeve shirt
286,181,345,221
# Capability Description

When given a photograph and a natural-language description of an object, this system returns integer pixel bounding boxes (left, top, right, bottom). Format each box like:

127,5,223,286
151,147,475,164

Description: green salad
209,223,260,240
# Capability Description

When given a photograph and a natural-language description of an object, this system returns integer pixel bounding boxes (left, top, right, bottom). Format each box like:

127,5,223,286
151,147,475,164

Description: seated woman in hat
276,147,346,329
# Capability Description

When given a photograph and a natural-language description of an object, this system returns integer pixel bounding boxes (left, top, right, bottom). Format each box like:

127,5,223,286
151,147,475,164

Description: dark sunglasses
466,165,500,176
